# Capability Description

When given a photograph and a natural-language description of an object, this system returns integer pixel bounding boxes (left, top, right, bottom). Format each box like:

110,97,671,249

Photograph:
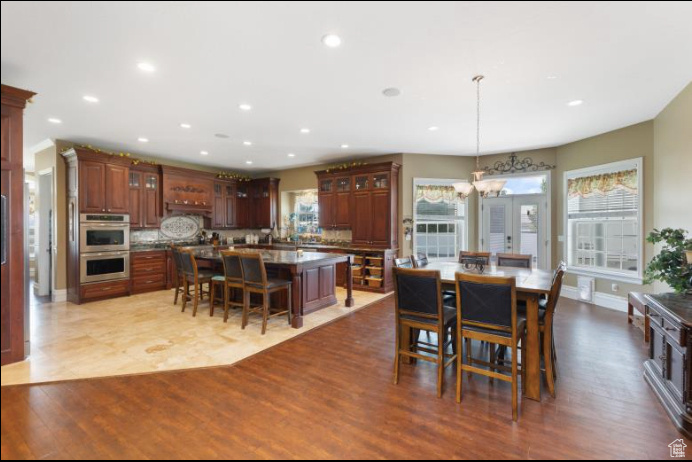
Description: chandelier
453,75,506,198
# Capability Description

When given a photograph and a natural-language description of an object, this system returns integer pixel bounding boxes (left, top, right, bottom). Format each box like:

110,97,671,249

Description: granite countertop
191,248,352,265
130,241,396,253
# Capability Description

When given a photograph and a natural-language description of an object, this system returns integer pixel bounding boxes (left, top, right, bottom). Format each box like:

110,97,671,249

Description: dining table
404,261,554,402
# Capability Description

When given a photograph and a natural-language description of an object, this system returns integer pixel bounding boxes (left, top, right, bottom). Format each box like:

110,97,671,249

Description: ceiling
2,1,691,172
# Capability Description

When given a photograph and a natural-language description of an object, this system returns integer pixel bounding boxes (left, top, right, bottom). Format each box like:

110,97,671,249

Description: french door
480,195,548,269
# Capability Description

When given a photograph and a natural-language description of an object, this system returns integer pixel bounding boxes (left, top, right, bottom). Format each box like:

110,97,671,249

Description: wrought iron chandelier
453,75,506,198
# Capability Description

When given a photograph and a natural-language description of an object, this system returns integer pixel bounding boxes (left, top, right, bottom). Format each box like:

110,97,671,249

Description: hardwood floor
1,295,688,459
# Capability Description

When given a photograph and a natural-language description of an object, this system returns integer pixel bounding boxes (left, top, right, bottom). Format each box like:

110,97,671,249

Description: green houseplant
644,228,692,294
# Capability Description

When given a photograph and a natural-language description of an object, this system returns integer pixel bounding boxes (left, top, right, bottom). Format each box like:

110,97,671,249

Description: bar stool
178,248,216,317
170,245,185,305
238,252,292,335
211,250,246,322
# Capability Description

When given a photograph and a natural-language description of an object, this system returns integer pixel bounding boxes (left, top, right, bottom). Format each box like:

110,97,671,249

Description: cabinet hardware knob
659,354,667,361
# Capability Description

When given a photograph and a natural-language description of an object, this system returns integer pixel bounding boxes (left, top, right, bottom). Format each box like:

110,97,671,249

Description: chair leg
286,285,292,325
544,326,556,398
181,280,188,312
512,343,519,422
210,281,216,317
241,291,249,329
174,276,179,305
456,333,463,404
192,281,199,317
437,327,444,398
521,334,527,395
465,338,472,378
551,332,558,380
223,284,230,323
261,291,269,335
393,322,401,385
489,344,496,384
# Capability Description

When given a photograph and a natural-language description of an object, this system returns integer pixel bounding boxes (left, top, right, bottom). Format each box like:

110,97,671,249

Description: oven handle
81,223,130,228
81,251,131,258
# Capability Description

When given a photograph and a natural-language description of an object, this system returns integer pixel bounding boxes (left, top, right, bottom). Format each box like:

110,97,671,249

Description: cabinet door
213,182,225,228
225,196,236,228
351,192,372,245
318,193,334,228
370,190,390,247
128,172,142,228
334,177,351,228
105,164,129,213
143,174,160,228
80,161,106,212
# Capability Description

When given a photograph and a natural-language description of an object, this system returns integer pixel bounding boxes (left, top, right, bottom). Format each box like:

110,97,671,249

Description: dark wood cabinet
251,178,279,229
131,251,167,294
1,84,35,366
235,182,252,229
78,157,130,214
129,166,161,229
212,181,237,229
644,293,692,439
315,163,399,248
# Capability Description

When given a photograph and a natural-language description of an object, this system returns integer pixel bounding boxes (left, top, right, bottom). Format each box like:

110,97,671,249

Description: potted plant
644,228,692,294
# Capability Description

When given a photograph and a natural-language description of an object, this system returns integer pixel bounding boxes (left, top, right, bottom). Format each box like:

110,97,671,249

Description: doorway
36,168,54,297
478,173,551,269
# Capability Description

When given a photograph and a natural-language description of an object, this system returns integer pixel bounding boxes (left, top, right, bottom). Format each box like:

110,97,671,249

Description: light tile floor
1,288,390,386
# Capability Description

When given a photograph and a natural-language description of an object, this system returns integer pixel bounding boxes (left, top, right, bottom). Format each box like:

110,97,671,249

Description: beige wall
653,82,692,291
555,121,655,297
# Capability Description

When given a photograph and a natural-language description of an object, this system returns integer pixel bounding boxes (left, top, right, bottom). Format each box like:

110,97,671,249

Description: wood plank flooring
1,296,688,459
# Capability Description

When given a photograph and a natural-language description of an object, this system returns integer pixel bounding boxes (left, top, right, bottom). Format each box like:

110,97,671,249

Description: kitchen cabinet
212,180,237,229
316,163,399,248
235,182,252,228
79,158,130,214
129,165,161,229
131,250,167,294
252,178,279,229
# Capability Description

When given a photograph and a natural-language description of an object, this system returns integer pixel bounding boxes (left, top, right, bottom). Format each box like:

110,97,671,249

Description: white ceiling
2,1,691,172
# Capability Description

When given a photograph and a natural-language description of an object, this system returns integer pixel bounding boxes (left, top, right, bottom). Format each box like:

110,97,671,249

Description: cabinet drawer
81,280,130,300
131,273,167,291
132,261,167,276
131,251,166,264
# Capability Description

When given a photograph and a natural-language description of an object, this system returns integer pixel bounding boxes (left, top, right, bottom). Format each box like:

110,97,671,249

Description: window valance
567,169,637,198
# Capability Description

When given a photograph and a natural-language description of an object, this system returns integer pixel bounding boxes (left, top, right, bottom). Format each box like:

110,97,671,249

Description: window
413,179,467,261
564,158,643,283
294,190,320,234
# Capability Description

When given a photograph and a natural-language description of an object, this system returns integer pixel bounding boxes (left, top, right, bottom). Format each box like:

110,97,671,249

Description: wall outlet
611,283,619,292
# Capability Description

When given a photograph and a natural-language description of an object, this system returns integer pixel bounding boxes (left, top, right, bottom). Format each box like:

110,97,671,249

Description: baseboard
561,285,628,313
51,289,67,303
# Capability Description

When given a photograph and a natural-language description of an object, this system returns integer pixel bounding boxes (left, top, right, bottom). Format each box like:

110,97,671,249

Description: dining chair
170,245,186,305
178,248,216,317
455,272,525,421
411,252,429,268
392,267,457,397
458,251,491,265
394,257,414,268
497,253,532,268
516,262,566,397
211,250,246,322
239,252,292,335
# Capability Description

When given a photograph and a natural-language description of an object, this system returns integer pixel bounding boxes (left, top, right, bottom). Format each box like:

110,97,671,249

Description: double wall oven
79,214,130,284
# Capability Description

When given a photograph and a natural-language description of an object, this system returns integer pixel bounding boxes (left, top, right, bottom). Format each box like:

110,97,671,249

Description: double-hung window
564,158,643,283
413,179,468,261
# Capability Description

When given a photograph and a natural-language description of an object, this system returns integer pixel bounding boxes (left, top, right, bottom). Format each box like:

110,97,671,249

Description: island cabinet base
644,361,692,439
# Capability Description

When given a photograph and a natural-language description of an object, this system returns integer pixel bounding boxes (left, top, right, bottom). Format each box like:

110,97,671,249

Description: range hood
161,166,215,217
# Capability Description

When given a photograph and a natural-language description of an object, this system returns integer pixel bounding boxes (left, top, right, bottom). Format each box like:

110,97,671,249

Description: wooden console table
628,292,649,342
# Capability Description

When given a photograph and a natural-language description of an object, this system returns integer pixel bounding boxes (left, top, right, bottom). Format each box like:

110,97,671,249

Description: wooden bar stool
238,252,292,335
497,253,532,268
211,250,246,322
170,245,186,305
178,248,216,317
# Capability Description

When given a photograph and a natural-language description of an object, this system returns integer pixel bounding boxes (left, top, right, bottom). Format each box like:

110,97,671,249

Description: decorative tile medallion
159,215,199,239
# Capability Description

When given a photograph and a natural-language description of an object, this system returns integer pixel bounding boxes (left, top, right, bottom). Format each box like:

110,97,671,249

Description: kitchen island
193,248,354,329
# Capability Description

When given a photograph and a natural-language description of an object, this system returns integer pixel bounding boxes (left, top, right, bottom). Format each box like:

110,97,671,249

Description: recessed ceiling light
287,153,296,158
214,133,230,139
47,118,62,124
200,150,208,156
428,126,439,131
340,144,349,149
382,87,401,97
547,75,558,80
321,34,342,48
245,160,253,165
137,62,156,73
243,141,252,146
82,95,99,103
239,103,252,111
180,123,191,129
137,137,149,143
300,128,310,134
567,100,584,107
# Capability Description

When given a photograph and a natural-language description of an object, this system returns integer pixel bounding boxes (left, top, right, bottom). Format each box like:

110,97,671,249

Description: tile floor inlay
1,288,389,386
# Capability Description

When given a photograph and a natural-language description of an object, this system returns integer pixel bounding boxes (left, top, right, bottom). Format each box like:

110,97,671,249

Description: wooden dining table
403,261,554,402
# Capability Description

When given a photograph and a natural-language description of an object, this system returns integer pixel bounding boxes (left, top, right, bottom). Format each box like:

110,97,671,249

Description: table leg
524,293,541,401
345,256,354,308
290,271,303,329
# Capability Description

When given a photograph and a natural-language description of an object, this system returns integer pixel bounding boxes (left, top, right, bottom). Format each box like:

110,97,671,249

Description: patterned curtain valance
567,169,638,198
415,185,458,204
